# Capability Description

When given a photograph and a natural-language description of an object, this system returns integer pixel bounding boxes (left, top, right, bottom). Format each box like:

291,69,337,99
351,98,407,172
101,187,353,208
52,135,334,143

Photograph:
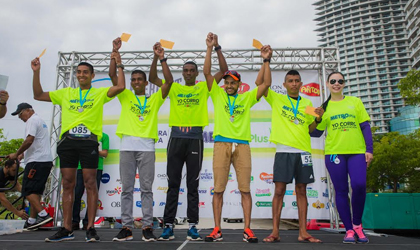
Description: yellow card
39,49,46,58
160,39,175,49
305,106,320,118
121,33,131,42
253,39,263,50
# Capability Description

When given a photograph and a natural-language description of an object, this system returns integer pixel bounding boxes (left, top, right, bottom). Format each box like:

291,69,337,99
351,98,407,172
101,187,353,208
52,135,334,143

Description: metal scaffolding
46,47,340,227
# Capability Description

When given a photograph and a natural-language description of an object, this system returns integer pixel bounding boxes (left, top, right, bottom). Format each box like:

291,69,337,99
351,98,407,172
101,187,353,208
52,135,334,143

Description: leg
72,169,84,224
119,151,137,229
61,168,78,231
325,155,352,231
347,154,367,226
82,168,98,229
83,169,102,225
138,152,155,228
185,139,203,225
266,182,286,241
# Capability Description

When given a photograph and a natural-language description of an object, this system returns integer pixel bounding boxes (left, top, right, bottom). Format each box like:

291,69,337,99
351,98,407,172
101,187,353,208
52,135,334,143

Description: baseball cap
11,103,32,116
222,70,241,81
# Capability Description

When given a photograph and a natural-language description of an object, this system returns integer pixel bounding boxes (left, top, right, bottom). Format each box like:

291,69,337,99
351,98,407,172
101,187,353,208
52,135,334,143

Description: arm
204,33,216,91
256,45,273,101
308,107,324,133
148,43,164,87
107,51,126,98
0,90,8,118
99,149,108,158
0,192,28,219
31,58,51,102
360,121,373,166
213,34,228,83
108,37,122,86
155,43,174,99
8,135,35,160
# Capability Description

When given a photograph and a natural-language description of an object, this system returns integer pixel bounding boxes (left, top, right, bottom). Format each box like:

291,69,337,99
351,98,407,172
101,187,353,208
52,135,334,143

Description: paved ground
1,227,419,250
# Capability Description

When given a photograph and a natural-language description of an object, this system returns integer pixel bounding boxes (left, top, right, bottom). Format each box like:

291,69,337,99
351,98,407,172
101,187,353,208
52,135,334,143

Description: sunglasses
18,109,26,117
329,79,345,85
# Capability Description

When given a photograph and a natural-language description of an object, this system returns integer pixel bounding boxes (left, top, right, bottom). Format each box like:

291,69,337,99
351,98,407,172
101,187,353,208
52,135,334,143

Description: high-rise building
405,0,420,68
313,0,411,133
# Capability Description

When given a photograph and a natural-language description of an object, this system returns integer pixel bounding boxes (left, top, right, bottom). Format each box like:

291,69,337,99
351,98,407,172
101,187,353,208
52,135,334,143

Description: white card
0,75,8,90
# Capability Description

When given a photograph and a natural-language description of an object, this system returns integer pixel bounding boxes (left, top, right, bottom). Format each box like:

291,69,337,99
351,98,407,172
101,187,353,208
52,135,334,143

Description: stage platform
1,228,420,250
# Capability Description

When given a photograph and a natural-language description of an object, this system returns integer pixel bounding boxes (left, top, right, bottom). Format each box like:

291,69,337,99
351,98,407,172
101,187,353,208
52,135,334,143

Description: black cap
11,103,32,116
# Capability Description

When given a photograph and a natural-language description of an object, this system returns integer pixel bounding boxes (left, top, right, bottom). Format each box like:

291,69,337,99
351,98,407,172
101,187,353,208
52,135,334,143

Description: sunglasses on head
329,79,344,85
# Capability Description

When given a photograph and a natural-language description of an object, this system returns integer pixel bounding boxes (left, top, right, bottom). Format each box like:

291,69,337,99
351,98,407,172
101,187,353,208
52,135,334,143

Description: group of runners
2,32,373,244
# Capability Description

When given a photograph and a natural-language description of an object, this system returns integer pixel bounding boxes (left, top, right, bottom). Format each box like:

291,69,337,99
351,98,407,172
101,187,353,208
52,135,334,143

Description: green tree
397,68,420,105
368,131,420,193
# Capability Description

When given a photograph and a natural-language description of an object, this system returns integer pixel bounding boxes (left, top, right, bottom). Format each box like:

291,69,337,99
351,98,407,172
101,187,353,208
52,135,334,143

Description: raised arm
108,37,122,86
107,51,126,97
148,43,164,87
213,34,228,83
256,45,273,101
155,43,174,99
204,32,216,91
0,90,8,118
32,58,51,102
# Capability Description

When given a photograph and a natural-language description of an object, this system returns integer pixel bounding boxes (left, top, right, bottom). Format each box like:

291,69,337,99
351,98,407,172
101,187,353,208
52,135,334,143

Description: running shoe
205,227,223,242
158,226,175,241
243,228,258,243
45,227,74,242
343,229,356,244
113,227,133,241
187,226,202,241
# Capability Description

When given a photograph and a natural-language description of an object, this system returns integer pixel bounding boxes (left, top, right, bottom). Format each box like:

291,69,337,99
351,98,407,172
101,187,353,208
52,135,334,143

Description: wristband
160,58,168,63
214,46,221,51
117,64,124,70
263,58,271,63
0,102,6,105
315,118,322,124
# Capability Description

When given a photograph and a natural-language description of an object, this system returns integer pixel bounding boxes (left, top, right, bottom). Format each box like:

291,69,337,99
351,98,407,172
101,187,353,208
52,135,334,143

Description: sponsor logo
283,202,285,208
97,199,103,210
285,190,295,195
159,202,182,206
111,201,121,208
223,201,241,206
179,188,185,194
134,187,141,193
230,189,241,195
136,174,139,179
259,172,273,184
270,85,287,95
306,187,318,198
323,189,329,197
300,82,320,96
312,200,325,209
136,201,155,208
101,173,110,184
250,176,254,183
199,202,205,208
157,186,168,193
200,169,213,182
116,178,122,184
80,200,86,211
106,186,122,196
255,201,272,207
210,187,214,196
255,188,271,197
320,177,327,183
157,173,167,180
228,172,235,182
198,189,207,194
292,201,298,210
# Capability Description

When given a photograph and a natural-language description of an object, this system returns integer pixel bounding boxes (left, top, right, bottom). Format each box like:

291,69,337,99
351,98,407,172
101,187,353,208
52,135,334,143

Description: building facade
314,0,411,133
405,0,420,68
389,105,420,134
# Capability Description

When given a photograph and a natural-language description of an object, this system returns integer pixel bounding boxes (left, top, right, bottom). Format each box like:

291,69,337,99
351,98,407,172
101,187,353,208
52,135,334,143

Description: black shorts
22,162,53,197
273,152,315,184
57,137,99,169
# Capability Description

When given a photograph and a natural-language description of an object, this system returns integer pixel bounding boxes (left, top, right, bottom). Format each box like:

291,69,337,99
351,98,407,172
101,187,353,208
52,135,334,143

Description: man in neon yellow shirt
259,69,324,243
149,34,228,241
108,40,173,242
31,39,125,242
203,32,273,243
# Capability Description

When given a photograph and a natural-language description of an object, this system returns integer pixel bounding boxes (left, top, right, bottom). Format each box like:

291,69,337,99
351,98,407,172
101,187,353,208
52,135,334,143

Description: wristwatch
117,64,124,70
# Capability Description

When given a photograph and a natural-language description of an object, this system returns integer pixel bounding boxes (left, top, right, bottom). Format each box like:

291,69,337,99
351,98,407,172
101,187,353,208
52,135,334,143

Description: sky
0,0,319,140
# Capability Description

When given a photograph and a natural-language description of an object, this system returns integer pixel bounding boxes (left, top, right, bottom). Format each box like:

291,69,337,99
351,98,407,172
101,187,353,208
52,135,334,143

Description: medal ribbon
287,95,300,120
135,95,148,116
79,87,92,108
227,93,238,117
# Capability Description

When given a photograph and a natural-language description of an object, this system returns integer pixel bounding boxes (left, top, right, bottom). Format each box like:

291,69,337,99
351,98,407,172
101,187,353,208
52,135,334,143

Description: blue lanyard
227,94,238,116
330,154,337,162
79,87,92,107
287,95,300,118
135,95,147,115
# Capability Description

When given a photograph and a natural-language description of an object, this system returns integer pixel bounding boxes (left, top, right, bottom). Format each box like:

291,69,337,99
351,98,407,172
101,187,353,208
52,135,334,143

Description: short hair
131,70,147,80
284,70,301,82
4,159,18,168
183,61,198,71
78,62,94,74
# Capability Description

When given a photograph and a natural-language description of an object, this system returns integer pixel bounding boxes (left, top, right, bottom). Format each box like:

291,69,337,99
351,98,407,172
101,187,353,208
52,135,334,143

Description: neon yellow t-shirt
115,88,165,141
210,80,259,141
167,81,209,127
317,96,370,155
265,89,314,152
50,87,113,140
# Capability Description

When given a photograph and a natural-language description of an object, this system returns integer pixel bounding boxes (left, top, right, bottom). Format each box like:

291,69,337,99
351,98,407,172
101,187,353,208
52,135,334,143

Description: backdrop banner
74,70,329,219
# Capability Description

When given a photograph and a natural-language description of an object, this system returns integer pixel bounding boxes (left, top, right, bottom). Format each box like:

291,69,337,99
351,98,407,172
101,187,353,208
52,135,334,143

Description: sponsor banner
82,71,329,219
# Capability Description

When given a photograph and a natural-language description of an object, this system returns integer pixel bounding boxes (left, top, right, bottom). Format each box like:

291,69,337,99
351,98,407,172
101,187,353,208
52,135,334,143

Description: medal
230,116,234,122
78,108,84,113
294,118,299,125
139,116,144,121
227,93,238,123
334,157,340,164
287,95,301,125
135,94,147,120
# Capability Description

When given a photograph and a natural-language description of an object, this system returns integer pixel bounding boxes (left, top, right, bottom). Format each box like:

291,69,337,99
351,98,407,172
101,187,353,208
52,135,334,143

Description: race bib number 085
69,124,91,138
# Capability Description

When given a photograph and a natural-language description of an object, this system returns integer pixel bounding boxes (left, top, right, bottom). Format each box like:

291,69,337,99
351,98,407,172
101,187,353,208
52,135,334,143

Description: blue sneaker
187,226,202,241
45,227,75,242
158,227,175,241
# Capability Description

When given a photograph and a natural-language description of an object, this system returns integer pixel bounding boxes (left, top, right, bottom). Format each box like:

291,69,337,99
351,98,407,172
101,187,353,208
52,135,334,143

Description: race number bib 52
301,152,313,167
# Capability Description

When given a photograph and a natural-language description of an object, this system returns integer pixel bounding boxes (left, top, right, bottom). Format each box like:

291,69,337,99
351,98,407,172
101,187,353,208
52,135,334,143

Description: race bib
301,152,313,167
69,124,91,138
